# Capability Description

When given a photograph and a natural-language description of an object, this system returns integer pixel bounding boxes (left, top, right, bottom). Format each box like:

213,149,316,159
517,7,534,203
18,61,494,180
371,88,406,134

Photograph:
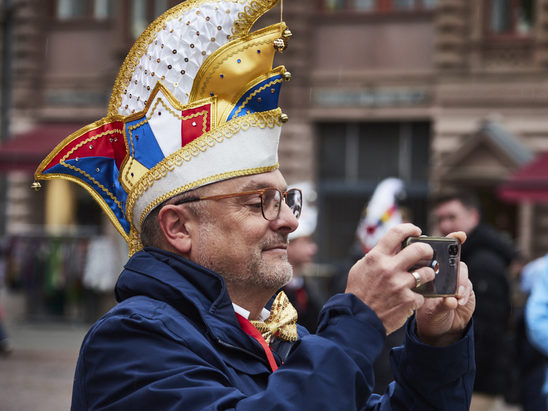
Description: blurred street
0,290,88,411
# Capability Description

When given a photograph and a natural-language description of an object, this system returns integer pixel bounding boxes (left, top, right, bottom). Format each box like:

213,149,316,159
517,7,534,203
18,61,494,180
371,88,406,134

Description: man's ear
158,204,195,254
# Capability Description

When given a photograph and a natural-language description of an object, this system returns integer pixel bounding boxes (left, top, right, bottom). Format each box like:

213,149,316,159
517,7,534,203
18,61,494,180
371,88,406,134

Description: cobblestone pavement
0,322,88,411
1,347,80,411
0,291,88,411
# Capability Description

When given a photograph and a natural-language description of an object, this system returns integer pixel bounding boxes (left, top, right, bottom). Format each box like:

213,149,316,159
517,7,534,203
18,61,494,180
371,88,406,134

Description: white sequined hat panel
120,1,247,116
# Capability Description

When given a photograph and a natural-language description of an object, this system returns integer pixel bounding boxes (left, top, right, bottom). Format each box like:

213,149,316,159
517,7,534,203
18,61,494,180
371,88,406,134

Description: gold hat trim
140,162,279,229
230,0,280,39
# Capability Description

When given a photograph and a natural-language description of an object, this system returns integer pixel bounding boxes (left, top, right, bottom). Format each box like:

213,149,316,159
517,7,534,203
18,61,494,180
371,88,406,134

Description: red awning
0,123,84,173
498,151,548,202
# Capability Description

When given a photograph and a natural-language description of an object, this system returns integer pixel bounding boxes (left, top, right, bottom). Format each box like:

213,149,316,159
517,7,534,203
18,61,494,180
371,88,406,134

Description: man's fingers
373,223,422,255
408,267,436,290
457,285,468,306
395,240,434,272
456,262,472,306
446,231,467,244
383,291,425,334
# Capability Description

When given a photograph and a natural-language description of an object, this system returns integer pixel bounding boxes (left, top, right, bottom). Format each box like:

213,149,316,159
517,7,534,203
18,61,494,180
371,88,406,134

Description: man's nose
439,220,452,235
271,201,299,232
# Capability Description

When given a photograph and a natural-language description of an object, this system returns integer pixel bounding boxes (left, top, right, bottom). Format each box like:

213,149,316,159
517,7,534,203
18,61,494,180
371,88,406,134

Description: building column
45,179,76,234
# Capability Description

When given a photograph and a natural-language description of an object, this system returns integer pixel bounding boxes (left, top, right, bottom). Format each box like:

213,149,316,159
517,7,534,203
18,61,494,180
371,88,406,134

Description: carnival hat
34,0,292,255
355,177,404,253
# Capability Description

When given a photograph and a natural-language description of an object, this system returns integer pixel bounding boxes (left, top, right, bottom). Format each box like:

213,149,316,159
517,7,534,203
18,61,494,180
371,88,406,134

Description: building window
55,0,115,20
355,0,375,10
321,0,436,12
316,121,430,262
131,0,169,39
488,0,535,36
318,122,429,182
94,0,115,20
56,0,87,19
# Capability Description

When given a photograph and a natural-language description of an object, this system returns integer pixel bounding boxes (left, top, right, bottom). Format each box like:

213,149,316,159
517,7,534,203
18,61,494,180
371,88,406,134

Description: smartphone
402,236,460,297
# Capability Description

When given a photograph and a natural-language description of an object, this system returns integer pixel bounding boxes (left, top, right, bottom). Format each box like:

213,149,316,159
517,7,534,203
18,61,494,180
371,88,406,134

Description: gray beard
195,225,293,292
197,248,293,291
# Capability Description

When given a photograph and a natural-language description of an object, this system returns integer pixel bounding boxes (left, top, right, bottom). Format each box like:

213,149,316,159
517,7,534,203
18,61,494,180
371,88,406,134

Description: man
284,182,322,332
355,177,408,394
34,1,475,409
0,238,11,356
433,191,513,408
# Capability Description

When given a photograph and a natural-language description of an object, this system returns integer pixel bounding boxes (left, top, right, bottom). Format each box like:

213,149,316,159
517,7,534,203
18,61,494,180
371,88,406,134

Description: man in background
0,237,11,355
284,182,322,332
434,191,514,409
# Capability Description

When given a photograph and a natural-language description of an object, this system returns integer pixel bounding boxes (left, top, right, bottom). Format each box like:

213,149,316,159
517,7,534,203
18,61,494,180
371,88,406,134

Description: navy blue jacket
71,248,475,410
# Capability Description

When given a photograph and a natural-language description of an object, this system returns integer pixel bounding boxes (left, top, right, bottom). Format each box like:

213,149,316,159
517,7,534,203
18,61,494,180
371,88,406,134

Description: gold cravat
250,291,298,344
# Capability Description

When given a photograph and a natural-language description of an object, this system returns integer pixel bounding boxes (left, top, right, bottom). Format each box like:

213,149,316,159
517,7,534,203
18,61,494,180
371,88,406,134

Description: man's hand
345,223,436,335
415,231,476,346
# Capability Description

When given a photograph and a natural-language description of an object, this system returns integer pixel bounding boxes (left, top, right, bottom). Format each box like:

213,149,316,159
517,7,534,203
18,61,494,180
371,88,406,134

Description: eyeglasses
172,187,302,221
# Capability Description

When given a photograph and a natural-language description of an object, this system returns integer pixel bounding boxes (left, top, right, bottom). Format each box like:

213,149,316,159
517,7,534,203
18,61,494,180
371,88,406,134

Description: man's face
434,199,479,236
191,169,299,294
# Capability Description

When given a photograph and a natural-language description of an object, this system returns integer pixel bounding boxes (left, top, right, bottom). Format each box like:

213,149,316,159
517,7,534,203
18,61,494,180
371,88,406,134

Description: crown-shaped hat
34,0,292,255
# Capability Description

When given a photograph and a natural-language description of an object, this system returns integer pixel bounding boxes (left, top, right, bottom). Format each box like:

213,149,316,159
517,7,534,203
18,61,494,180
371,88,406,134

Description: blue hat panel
125,117,166,170
45,157,130,235
227,74,283,121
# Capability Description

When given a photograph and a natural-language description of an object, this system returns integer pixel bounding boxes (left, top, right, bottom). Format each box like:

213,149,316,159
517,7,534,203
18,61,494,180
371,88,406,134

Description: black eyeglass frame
172,187,303,221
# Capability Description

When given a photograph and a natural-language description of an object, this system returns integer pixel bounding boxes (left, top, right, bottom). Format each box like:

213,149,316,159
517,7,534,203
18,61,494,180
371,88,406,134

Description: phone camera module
448,244,458,256
430,259,440,274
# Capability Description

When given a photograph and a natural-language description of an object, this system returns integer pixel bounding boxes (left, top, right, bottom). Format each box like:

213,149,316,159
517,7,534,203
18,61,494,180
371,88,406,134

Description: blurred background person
81,218,128,323
334,177,407,293
333,177,408,394
433,191,515,410
358,178,408,394
355,178,404,254
0,237,11,356
284,182,322,333
524,253,548,411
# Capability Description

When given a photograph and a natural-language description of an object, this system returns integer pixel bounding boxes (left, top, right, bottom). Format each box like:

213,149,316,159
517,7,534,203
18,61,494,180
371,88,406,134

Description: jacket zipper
214,337,274,369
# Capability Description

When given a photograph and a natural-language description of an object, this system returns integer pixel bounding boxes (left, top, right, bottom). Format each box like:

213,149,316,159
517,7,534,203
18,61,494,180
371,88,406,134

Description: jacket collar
115,247,265,350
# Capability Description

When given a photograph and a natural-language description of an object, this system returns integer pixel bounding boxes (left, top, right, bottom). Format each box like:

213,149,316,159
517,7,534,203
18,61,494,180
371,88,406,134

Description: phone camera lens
430,259,440,274
448,244,458,256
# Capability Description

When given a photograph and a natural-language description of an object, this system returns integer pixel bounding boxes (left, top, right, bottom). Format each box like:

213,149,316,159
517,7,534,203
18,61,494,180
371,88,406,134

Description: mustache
260,234,289,249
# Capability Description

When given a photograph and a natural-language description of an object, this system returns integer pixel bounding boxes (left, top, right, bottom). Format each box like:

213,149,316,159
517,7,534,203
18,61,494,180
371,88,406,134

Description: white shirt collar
232,303,270,321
